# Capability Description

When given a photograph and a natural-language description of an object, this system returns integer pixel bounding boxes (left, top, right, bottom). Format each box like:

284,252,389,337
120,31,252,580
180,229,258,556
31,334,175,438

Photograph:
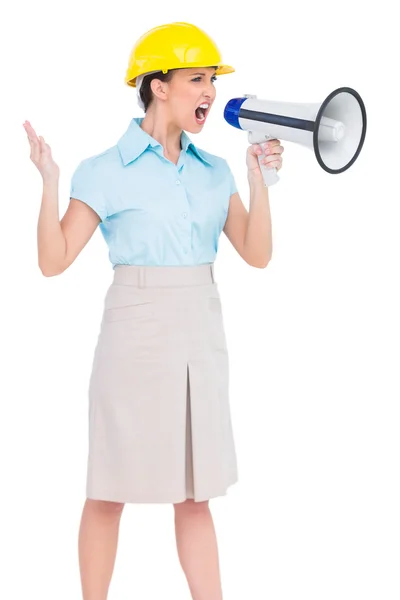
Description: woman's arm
223,175,272,269
223,140,283,268
38,176,100,276
23,121,101,276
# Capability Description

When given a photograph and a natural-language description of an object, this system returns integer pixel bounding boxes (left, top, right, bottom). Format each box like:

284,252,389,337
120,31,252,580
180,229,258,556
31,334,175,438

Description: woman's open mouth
195,102,210,124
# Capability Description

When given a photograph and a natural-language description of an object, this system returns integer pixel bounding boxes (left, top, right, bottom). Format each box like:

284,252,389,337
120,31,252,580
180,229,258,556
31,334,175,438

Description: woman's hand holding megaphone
246,139,284,181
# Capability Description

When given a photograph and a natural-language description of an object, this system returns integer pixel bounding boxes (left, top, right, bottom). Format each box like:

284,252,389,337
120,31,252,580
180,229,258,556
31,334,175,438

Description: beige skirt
86,263,238,504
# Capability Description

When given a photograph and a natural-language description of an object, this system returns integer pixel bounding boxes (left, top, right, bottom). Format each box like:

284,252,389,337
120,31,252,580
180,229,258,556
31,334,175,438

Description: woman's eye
192,76,217,83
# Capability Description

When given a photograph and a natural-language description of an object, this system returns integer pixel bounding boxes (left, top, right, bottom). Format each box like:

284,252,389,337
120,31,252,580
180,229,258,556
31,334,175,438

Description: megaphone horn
224,87,367,187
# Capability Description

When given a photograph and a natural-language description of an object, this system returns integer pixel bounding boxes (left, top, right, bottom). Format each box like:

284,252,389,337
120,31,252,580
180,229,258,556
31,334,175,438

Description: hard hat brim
125,64,235,87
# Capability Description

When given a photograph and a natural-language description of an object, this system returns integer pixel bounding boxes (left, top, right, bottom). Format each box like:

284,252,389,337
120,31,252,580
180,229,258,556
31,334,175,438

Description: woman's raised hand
23,120,60,182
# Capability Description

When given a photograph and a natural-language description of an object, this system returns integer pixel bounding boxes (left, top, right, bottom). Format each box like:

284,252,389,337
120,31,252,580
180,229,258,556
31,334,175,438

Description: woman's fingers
24,123,38,148
24,122,40,148
24,121,36,139
263,156,282,169
24,121,43,164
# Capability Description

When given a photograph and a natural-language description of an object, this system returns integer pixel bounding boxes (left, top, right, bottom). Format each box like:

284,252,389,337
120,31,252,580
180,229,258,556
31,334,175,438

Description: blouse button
176,180,181,185
183,212,187,218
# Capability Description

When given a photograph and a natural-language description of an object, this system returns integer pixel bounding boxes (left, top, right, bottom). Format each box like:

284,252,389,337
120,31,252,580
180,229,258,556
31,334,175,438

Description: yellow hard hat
124,22,235,87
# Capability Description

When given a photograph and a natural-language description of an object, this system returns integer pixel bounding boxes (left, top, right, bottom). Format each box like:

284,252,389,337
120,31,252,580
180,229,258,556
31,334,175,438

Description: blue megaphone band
223,97,247,129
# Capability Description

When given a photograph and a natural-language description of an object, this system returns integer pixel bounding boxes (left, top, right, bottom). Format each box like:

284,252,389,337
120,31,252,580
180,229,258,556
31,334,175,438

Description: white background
1,1,399,599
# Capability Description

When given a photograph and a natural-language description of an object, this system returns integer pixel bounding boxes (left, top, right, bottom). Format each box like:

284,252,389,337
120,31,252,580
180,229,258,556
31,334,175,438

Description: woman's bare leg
173,499,223,600
78,498,125,600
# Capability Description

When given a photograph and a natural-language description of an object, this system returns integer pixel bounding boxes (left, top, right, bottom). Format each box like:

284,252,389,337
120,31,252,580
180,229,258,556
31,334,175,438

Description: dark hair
139,70,175,112
139,66,218,112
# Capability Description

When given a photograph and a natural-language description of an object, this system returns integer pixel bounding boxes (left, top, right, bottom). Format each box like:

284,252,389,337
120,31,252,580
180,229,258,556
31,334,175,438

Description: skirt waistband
112,263,215,288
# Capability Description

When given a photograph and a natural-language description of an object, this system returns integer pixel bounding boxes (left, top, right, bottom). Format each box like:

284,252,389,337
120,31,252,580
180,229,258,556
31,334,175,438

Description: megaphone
224,87,367,187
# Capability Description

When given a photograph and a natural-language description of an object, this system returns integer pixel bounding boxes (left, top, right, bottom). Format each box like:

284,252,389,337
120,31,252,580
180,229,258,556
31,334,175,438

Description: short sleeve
225,160,238,196
69,159,108,222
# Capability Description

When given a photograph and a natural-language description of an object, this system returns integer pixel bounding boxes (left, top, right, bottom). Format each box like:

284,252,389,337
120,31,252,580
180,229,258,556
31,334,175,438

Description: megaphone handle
257,155,280,187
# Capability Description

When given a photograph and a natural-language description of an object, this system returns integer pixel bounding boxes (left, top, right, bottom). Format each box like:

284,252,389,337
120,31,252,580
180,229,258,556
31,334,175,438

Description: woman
23,21,283,600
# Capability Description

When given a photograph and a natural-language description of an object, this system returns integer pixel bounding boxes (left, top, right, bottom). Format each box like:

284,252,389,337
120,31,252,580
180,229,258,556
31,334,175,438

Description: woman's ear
150,78,169,103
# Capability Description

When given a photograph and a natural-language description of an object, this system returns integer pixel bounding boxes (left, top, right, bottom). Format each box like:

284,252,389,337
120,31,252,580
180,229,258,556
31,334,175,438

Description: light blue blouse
70,117,237,268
